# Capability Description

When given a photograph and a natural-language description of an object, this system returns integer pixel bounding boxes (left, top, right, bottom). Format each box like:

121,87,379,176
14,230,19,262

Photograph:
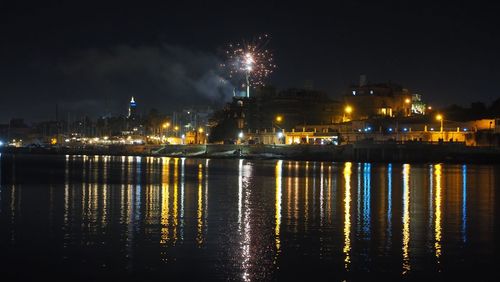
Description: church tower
128,96,137,119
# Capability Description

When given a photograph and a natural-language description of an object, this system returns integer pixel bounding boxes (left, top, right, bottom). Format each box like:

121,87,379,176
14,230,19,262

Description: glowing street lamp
162,122,170,129
343,105,353,122
345,106,353,114
198,127,204,133
436,114,444,132
275,115,283,123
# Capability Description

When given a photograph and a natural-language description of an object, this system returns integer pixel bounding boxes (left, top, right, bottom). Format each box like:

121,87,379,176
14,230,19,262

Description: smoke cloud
0,44,234,121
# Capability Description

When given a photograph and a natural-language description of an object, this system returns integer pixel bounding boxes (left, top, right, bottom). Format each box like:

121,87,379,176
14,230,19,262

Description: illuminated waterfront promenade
3,141,500,163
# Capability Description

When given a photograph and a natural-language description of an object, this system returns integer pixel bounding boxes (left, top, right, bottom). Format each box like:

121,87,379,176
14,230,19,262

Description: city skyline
1,1,500,122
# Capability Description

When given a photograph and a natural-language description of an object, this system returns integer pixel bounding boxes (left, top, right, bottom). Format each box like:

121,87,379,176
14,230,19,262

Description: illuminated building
128,96,137,119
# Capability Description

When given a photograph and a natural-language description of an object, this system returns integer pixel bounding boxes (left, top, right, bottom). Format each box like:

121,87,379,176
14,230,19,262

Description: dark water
0,154,499,281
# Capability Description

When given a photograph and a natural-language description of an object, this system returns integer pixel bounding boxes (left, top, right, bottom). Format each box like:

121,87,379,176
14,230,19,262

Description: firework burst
220,34,277,96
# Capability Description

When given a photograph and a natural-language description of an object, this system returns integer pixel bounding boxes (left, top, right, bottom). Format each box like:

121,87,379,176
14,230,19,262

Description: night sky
1,1,499,122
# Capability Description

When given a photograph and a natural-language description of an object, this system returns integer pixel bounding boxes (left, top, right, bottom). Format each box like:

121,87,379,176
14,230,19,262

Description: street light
273,115,284,131
162,122,170,129
173,125,179,138
436,114,443,132
344,105,353,114
343,105,353,122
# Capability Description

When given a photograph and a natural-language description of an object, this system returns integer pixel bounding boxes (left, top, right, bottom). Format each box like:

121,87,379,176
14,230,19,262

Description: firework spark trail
221,34,277,90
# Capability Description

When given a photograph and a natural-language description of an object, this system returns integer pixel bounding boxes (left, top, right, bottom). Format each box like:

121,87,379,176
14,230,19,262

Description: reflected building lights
434,164,442,265
428,165,434,241
343,162,352,270
304,161,309,228
160,158,170,245
327,165,333,224
119,184,126,225
197,163,204,246
238,159,252,282
204,159,209,235
462,165,467,243
238,159,243,226
275,160,283,255
357,163,362,232
402,164,411,274
320,162,324,225
293,161,299,230
312,163,317,221
180,158,185,240
102,182,108,227
363,163,371,236
173,158,179,244
287,162,292,226
387,164,393,248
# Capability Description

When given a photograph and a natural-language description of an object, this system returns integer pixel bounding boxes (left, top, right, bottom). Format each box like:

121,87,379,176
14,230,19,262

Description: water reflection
462,165,467,243
343,162,352,270
434,164,443,266
275,160,282,255
0,155,498,279
402,163,411,274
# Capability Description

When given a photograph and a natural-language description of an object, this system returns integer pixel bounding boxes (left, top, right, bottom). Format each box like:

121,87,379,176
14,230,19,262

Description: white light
0,141,3,146
181,134,185,139
277,132,283,138
352,90,356,95
370,90,374,94
238,132,244,139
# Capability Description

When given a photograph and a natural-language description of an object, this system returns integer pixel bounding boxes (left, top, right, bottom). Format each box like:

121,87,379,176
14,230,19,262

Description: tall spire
128,96,137,118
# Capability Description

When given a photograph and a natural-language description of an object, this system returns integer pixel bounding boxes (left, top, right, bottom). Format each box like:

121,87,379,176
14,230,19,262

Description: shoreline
2,143,500,164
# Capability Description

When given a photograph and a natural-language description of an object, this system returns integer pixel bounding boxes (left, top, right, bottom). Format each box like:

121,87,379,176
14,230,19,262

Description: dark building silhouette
344,78,413,120
209,87,341,142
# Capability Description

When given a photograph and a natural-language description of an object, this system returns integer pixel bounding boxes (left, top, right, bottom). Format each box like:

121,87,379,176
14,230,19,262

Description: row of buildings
209,76,499,146
2,76,499,148
0,97,213,147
